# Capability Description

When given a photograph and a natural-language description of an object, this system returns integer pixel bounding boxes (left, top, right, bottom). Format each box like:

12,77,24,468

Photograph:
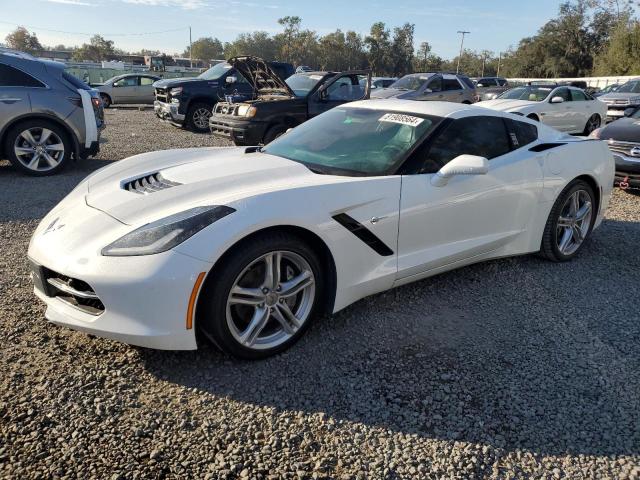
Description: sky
0,0,565,59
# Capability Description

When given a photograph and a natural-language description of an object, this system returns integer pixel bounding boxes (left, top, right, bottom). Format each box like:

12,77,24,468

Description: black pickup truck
209,57,371,145
153,58,294,132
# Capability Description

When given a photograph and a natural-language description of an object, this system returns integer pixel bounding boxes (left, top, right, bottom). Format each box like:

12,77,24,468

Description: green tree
365,22,392,75
594,20,640,74
224,31,278,60
389,23,415,76
73,35,115,62
185,37,223,61
5,27,42,54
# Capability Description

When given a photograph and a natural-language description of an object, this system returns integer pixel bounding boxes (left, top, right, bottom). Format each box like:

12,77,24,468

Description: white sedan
482,85,607,135
28,100,614,359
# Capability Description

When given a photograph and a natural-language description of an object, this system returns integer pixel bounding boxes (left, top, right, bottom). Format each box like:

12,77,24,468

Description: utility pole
189,26,192,68
456,31,470,74
496,51,502,76
481,53,486,77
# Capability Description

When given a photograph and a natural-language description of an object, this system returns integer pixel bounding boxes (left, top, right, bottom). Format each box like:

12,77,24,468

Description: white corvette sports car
481,85,607,135
28,100,614,359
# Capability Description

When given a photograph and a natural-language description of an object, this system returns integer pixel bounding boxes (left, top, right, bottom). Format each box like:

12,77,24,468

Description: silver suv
370,72,476,103
598,77,640,122
0,50,104,175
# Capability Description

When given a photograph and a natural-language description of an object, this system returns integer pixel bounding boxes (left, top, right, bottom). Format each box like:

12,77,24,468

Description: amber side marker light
187,272,206,330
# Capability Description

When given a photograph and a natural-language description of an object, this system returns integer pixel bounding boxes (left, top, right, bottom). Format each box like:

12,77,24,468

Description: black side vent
123,172,182,194
529,142,567,152
332,213,394,257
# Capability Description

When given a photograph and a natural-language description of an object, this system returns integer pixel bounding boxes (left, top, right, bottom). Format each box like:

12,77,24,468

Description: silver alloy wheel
226,251,315,350
556,189,593,255
13,127,65,172
586,115,600,134
192,107,212,129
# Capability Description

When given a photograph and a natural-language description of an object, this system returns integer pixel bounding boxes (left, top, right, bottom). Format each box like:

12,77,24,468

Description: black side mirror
317,87,328,101
624,107,636,117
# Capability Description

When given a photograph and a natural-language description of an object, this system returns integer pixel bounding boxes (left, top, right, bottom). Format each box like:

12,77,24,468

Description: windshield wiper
305,165,327,175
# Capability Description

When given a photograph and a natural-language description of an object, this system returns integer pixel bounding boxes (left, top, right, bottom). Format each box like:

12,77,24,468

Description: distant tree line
4,0,640,78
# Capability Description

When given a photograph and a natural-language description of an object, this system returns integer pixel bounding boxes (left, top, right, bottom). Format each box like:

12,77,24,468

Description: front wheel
540,180,596,262
100,94,111,108
583,114,601,135
198,232,323,359
186,102,213,133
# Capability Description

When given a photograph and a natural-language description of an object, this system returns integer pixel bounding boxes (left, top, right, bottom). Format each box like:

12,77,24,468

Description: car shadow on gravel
140,218,640,459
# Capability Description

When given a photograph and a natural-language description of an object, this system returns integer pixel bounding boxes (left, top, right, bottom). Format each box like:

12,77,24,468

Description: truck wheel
263,124,288,145
100,94,111,108
187,102,213,133
5,120,72,176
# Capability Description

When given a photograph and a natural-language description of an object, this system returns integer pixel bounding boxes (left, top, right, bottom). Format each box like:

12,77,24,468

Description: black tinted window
443,78,462,91
497,78,507,86
477,78,496,87
459,76,475,89
0,63,44,87
555,88,571,101
570,89,587,101
427,77,442,92
420,116,510,173
509,120,538,148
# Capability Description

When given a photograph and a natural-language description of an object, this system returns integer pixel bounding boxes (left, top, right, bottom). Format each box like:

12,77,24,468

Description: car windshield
199,62,233,80
616,81,640,93
498,86,552,101
389,74,432,91
286,74,323,97
262,107,440,176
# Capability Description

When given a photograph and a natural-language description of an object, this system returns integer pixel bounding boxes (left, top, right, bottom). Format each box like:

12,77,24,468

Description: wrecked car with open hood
209,56,371,145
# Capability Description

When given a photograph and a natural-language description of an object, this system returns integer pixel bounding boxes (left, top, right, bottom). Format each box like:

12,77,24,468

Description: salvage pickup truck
209,57,371,145
153,58,293,132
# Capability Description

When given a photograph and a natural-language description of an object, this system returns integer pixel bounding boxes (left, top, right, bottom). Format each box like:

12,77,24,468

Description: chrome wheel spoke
557,216,573,228
576,201,592,222
572,225,584,243
280,270,313,298
239,307,270,346
42,152,58,168
20,130,37,147
39,128,53,144
271,303,301,334
229,286,264,306
45,143,64,152
570,192,580,215
558,228,573,253
14,146,34,156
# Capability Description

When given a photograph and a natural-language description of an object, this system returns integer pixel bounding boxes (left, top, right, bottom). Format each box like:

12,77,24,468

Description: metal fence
507,76,638,88
65,66,199,85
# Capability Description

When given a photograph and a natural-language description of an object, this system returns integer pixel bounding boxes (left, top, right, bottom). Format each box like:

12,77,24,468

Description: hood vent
122,172,181,195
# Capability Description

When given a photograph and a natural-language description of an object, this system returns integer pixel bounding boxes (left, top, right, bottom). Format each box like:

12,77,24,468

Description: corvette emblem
630,147,640,157
43,217,65,235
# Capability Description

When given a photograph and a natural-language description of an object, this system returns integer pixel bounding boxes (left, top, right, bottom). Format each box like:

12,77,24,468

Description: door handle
0,98,22,103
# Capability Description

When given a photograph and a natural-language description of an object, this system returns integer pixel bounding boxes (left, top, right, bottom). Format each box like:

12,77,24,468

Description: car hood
229,56,294,97
600,117,640,142
599,92,636,101
370,88,416,99
480,99,537,111
85,147,343,225
152,76,208,88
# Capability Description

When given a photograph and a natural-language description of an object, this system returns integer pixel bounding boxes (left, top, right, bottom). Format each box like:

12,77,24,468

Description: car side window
140,77,155,86
497,78,507,86
114,77,137,87
508,120,538,149
326,75,364,101
0,63,45,88
427,77,442,92
419,116,511,174
554,87,572,102
570,89,587,101
443,78,462,91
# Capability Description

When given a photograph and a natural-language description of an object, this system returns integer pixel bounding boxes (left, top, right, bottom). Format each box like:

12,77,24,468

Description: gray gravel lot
1,108,639,479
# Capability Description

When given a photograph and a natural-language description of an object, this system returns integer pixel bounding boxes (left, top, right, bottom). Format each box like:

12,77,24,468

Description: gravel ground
1,108,639,479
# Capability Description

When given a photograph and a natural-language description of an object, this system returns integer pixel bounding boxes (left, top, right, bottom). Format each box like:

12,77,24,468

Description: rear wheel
583,114,601,135
198,232,323,359
187,102,213,133
540,179,595,262
100,93,112,108
5,120,72,176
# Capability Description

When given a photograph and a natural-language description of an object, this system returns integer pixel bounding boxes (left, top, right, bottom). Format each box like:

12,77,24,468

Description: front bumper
612,153,640,190
605,104,638,121
28,199,212,350
209,114,268,146
154,100,185,126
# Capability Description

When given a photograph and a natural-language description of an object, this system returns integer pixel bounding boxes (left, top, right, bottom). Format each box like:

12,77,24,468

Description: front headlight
589,128,602,139
170,87,183,96
101,205,235,257
237,105,257,117
630,97,640,104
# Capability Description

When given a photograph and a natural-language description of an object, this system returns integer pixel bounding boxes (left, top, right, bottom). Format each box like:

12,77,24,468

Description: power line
0,20,188,37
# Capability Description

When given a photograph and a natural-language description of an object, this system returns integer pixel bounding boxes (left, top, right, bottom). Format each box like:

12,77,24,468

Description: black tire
198,232,324,360
540,179,596,262
263,124,288,145
583,114,601,136
100,93,112,108
527,114,539,122
186,102,213,133
462,100,472,105
5,119,72,176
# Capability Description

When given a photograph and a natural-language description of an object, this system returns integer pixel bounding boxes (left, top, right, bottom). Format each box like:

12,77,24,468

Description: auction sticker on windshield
379,113,424,127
